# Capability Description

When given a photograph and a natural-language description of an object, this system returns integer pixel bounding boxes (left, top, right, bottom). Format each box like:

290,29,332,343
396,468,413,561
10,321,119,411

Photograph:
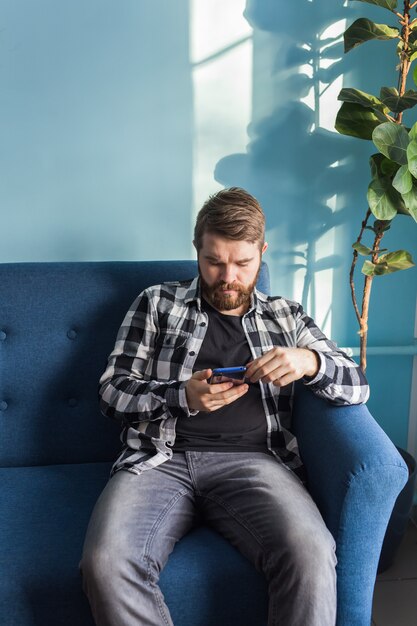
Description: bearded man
80,187,369,626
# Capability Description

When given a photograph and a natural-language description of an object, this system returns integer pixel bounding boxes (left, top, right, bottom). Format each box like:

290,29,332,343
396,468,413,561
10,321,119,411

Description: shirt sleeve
294,304,370,405
98,289,193,426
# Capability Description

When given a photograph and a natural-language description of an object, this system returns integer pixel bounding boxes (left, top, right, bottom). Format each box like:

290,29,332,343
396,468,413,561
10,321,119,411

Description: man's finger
208,380,235,394
192,369,212,381
272,372,296,387
221,384,249,404
248,360,278,382
217,383,249,402
246,351,279,378
205,384,249,411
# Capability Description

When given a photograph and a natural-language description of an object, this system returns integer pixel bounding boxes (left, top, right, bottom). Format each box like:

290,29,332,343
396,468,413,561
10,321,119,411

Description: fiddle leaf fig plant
335,0,417,372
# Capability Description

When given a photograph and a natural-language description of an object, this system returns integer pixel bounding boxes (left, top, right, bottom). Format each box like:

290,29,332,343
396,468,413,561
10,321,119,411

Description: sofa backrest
0,261,270,468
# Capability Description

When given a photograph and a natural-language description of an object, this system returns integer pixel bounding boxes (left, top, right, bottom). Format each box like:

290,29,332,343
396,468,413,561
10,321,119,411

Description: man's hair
194,187,265,251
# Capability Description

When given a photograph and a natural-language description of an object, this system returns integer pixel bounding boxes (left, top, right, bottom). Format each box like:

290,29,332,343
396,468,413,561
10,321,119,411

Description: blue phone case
209,366,247,385
212,367,246,375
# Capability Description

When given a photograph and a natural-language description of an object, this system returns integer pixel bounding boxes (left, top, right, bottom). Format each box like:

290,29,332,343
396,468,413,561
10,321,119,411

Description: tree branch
397,2,411,117
350,209,371,328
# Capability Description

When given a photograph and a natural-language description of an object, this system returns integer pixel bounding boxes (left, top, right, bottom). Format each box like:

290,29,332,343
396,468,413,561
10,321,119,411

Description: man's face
196,233,267,315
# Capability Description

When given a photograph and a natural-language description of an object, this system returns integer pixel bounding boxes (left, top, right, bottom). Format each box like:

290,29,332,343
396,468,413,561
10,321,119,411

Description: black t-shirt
173,298,268,452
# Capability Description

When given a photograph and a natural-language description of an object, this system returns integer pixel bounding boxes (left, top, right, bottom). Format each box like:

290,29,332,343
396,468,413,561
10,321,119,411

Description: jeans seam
143,489,190,571
184,452,202,495
152,585,171,626
202,492,266,551
143,489,190,626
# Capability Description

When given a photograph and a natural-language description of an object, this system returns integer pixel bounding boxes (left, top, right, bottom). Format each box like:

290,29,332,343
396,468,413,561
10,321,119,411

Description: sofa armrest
292,382,408,626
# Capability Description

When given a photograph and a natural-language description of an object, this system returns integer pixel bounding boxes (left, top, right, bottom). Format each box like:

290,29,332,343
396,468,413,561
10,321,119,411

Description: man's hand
245,347,319,388
185,369,249,413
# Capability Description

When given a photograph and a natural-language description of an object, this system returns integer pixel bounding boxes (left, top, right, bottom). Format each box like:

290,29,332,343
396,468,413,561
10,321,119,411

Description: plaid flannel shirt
99,276,369,479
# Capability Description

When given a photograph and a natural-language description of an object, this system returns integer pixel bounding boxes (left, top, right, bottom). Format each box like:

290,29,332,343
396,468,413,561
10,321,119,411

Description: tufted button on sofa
0,261,408,626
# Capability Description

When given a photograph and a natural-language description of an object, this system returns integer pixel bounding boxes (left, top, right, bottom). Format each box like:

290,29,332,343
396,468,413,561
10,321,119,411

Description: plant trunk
351,218,384,374
359,276,373,372
350,1,413,373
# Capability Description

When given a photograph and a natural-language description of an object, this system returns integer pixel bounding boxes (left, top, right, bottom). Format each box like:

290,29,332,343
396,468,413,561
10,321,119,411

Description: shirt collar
184,276,201,306
184,276,266,314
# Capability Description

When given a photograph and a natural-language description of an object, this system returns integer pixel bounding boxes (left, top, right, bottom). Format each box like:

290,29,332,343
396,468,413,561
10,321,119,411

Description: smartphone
209,366,247,385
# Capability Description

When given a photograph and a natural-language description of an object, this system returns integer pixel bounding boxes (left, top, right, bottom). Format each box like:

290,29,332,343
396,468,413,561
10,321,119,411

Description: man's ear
261,242,268,255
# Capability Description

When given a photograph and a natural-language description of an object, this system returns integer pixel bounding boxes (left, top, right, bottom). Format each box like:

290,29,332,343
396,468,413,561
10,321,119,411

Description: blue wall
0,0,193,260
1,0,416,448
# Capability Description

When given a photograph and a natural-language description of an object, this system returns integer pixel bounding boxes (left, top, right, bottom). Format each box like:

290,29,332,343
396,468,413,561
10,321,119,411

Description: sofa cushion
0,262,200,467
0,261,270,468
0,462,268,626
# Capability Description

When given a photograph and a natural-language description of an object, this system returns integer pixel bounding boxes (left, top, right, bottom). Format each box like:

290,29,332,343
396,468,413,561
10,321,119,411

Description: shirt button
189,351,196,356
67,329,77,340
0,401,8,411
0,331,6,341
200,322,206,327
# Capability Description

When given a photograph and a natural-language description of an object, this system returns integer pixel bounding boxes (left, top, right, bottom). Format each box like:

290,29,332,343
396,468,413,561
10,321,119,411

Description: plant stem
359,276,372,372
397,1,411,123
350,209,371,327
351,1,413,372
358,229,384,372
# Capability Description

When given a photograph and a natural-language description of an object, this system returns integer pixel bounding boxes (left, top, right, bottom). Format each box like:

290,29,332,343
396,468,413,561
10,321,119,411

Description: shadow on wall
214,0,366,324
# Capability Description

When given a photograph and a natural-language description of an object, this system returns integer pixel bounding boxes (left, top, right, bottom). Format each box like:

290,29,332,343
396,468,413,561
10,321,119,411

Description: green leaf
362,260,392,276
362,260,378,276
344,19,399,53
380,87,417,113
367,176,399,219
392,164,413,194
335,102,384,140
413,64,417,89
380,158,400,176
378,250,415,272
338,88,389,115
370,153,386,178
398,40,417,63
350,0,397,9
361,251,414,276
397,38,404,53
409,122,417,141
400,177,417,222
399,28,417,57
352,242,374,255
374,262,391,275
369,154,400,181
407,139,417,177
370,154,383,179
372,122,410,164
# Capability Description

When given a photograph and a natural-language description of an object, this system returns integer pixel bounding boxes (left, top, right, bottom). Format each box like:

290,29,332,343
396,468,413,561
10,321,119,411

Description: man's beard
199,266,260,312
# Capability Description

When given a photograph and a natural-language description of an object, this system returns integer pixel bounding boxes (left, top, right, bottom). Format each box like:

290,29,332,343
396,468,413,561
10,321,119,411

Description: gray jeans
80,451,337,626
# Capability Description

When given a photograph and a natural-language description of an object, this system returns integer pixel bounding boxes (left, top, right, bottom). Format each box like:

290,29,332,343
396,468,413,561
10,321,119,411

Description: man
81,187,369,626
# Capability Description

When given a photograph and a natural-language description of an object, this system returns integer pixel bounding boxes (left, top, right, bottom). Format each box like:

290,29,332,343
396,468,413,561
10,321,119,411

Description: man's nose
219,265,237,284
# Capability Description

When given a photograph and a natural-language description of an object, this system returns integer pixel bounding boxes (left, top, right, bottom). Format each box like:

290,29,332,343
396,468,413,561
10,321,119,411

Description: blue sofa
0,261,408,626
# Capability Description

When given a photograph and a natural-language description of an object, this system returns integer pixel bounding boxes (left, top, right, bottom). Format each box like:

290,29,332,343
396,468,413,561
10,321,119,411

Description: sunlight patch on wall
190,0,253,231
296,18,346,332
300,19,346,132
318,19,346,131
